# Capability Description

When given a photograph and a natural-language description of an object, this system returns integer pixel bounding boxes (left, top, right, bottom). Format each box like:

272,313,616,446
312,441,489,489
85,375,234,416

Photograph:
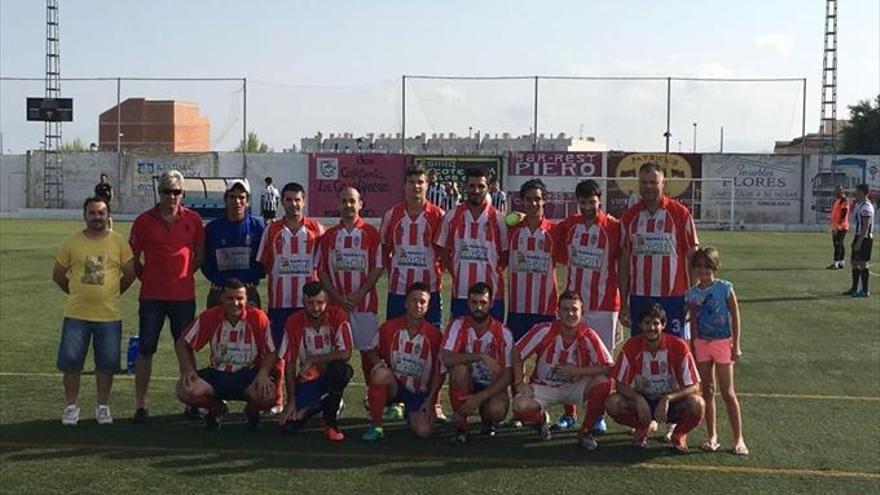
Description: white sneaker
96,405,113,425
62,405,80,426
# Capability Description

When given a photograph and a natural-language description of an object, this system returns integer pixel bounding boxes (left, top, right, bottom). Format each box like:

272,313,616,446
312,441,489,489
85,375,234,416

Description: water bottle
126,335,140,374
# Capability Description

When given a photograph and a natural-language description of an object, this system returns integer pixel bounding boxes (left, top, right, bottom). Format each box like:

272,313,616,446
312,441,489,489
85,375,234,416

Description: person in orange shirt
827,186,849,270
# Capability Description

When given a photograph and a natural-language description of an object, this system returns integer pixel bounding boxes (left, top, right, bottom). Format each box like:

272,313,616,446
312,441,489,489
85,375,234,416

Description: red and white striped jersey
370,316,444,394
380,201,445,295
442,317,513,385
515,321,612,388
257,217,325,309
614,333,699,397
508,218,558,315
277,306,353,376
181,306,274,373
553,212,622,311
620,197,698,297
436,203,507,300
317,218,383,313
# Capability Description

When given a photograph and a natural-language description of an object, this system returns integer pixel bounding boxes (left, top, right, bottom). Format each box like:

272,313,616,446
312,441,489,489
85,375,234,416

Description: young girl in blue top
685,246,748,455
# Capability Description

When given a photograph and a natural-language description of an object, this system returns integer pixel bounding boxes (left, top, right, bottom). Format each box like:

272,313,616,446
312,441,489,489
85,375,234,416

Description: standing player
130,170,205,424
827,185,849,269
257,181,326,414
844,183,874,297
202,179,264,307
318,186,384,386
619,162,698,338
437,167,508,321
605,304,704,452
550,179,622,431
175,278,277,431
511,291,613,449
260,177,281,224
426,169,447,208
381,164,445,327
442,282,513,442
507,178,558,341
53,197,136,425
489,177,508,213
362,282,445,442
277,282,354,442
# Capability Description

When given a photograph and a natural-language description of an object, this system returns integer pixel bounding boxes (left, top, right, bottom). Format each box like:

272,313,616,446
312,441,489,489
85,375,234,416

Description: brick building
98,98,210,152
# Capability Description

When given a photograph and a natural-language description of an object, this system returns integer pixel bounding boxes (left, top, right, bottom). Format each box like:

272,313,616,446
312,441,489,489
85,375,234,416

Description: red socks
274,358,285,408
367,383,388,425
672,409,702,438
581,381,612,432
564,404,577,418
610,410,644,429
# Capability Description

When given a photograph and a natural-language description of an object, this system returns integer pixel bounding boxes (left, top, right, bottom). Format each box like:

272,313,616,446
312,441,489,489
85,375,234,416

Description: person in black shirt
94,174,114,229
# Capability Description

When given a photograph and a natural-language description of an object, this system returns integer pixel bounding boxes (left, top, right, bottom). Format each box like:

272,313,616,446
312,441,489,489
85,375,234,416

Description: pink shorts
693,338,733,364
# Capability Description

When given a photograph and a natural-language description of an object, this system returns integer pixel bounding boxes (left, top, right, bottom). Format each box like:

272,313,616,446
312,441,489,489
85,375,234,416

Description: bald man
317,186,384,389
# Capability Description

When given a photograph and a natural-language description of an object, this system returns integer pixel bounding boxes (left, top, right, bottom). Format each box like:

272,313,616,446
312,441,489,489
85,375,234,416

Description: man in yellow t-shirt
52,197,136,426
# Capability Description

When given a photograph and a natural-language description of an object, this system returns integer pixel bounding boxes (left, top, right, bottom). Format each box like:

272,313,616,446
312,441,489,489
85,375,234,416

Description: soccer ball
505,212,525,227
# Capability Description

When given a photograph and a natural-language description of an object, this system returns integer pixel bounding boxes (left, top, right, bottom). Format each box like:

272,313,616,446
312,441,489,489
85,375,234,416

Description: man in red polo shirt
130,170,205,424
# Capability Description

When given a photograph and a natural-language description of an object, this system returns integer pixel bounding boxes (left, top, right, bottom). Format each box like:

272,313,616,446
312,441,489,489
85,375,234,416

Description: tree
840,94,880,154
235,131,271,153
58,138,87,152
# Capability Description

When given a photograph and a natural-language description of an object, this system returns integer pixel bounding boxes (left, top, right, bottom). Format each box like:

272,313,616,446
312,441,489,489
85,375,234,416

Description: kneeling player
362,282,444,442
175,278,277,431
442,282,514,442
511,291,613,449
605,304,705,452
276,281,354,442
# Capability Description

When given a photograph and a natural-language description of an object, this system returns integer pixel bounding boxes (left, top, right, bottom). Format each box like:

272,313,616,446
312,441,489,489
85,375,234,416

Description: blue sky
1,0,878,153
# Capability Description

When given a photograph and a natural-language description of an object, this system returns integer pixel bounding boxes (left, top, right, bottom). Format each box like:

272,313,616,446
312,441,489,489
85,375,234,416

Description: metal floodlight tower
818,0,838,173
43,0,64,208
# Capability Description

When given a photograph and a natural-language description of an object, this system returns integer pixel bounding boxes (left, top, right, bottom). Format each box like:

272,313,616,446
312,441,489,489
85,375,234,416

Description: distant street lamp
692,122,697,153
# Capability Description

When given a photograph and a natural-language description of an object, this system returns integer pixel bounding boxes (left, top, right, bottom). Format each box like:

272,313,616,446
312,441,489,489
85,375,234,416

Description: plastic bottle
126,335,139,374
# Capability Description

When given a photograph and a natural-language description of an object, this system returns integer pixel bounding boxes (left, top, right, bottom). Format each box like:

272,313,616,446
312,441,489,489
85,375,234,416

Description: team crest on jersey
353,236,360,248
659,361,668,374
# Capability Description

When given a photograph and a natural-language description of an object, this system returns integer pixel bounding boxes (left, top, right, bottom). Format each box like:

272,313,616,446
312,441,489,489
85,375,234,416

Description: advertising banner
412,155,502,187
506,151,602,219
606,152,702,217
308,153,406,218
703,154,802,223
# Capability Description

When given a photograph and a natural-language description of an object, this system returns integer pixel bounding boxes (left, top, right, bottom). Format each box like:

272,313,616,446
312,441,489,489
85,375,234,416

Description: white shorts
584,310,618,351
349,312,378,351
533,379,590,410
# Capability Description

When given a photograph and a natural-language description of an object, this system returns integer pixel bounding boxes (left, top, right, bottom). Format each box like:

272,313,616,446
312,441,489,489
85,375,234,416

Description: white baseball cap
226,179,250,195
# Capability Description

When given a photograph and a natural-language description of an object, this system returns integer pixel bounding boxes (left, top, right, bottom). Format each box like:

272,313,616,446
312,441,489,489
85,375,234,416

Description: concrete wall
0,154,27,212
14,150,880,223
26,151,120,210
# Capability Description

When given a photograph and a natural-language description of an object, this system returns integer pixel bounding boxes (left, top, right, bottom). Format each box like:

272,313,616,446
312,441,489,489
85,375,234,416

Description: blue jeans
138,300,196,355
56,318,122,375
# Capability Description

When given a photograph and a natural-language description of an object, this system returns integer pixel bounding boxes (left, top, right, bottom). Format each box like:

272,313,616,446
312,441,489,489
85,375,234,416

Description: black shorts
198,367,259,401
261,210,276,220
851,238,873,262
